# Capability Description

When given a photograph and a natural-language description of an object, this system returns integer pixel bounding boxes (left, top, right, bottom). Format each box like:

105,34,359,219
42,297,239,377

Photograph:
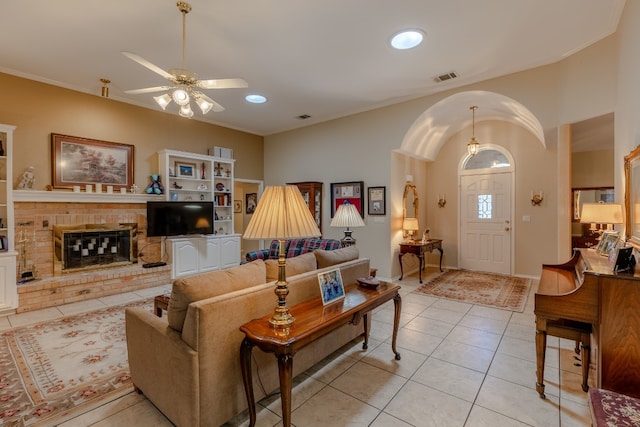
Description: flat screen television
146,201,214,237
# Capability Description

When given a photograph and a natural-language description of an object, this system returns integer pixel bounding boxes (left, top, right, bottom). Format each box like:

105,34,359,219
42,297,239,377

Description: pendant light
468,105,479,156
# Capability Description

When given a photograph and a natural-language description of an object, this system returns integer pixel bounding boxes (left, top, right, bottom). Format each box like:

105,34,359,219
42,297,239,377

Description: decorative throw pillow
265,252,317,282
314,245,359,269
167,260,266,331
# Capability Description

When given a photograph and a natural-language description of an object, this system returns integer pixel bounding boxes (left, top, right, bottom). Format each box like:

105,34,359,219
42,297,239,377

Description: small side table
154,294,170,317
398,239,443,283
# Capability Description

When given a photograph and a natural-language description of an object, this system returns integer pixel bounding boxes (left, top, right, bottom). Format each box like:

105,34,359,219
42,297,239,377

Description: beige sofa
125,246,369,427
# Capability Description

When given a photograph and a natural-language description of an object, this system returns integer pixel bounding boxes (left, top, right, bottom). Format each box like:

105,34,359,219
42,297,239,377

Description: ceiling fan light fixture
179,103,194,118
154,94,172,110
195,96,213,114
172,88,190,106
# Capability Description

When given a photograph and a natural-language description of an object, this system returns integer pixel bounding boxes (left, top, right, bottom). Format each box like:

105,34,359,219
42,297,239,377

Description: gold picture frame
51,133,134,190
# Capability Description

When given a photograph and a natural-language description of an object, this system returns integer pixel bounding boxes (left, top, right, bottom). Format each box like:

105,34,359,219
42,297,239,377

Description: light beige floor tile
400,292,439,309
372,305,416,327
222,403,281,427
404,315,456,338
559,395,591,427
431,298,473,314
90,398,173,427
305,352,357,384
465,405,530,426
419,305,466,324
370,412,413,426
264,373,327,416
331,361,407,409
458,314,508,335
431,339,495,373
369,318,395,342
291,386,379,427
509,311,536,327
385,380,472,427
0,315,11,330
446,325,502,351
467,304,513,322
395,327,443,356
476,375,560,426
59,391,147,427
504,322,536,342
401,300,435,316
8,306,62,328
57,298,107,316
497,335,559,367
98,291,144,306
336,335,381,360
412,358,485,402
559,369,590,405
488,352,560,398
361,342,427,378
132,284,171,298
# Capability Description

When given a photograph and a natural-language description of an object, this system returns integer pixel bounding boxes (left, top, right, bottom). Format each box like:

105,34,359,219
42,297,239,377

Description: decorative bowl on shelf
215,183,224,191
357,276,380,289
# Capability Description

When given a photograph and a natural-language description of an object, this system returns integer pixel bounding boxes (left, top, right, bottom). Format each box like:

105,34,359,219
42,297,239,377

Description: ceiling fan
122,1,247,117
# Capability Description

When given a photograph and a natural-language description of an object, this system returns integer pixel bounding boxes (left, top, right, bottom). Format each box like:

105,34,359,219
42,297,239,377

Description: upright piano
535,248,640,399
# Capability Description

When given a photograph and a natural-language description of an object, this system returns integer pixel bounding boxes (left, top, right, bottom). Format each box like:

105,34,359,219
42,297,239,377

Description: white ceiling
0,0,625,136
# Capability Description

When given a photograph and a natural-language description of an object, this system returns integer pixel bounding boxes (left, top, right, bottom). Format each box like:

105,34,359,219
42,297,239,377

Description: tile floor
0,269,593,426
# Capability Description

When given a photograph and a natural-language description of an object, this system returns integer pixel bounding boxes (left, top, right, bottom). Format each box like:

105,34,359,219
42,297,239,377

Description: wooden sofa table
239,281,401,427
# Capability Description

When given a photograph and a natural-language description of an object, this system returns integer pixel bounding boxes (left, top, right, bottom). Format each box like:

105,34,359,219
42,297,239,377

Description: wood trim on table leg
362,312,370,350
437,247,444,272
398,253,405,280
240,338,257,427
535,328,547,399
392,293,402,360
277,354,294,427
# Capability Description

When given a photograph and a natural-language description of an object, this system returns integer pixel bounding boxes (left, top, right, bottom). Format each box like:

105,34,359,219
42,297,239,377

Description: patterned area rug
413,270,531,312
0,298,152,426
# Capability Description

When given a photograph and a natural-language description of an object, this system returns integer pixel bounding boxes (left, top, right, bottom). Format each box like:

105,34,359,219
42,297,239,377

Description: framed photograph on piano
598,231,621,256
611,246,636,273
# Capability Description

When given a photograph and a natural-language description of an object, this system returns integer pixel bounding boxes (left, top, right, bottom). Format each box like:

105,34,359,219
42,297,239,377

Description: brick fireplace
13,192,170,313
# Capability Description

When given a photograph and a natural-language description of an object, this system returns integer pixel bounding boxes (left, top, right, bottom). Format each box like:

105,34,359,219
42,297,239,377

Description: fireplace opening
53,223,137,274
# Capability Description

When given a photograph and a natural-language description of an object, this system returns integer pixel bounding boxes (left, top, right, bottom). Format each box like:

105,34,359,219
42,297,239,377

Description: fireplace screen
53,224,135,273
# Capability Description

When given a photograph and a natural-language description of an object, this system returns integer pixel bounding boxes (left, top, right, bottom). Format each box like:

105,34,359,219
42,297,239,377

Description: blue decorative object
146,174,164,195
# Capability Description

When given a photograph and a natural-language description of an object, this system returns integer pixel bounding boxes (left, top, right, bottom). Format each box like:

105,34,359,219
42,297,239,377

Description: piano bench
536,319,592,399
588,388,640,426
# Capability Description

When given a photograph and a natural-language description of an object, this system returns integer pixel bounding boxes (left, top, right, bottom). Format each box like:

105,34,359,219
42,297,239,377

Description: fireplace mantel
13,190,164,203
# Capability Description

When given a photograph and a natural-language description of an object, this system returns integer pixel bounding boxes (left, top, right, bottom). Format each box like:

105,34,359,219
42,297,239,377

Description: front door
460,172,512,274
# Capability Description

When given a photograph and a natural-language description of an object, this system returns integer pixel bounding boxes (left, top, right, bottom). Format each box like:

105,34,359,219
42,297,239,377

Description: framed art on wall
331,181,364,218
368,186,386,215
246,193,257,214
51,133,134,190
234,200,242,213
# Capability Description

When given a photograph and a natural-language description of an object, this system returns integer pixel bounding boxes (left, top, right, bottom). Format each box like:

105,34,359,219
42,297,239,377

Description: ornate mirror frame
402,183,419,238
624,145,640,247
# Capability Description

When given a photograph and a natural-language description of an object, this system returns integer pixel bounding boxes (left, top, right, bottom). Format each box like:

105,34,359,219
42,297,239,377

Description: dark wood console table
239,281,401,427
398,239,443,283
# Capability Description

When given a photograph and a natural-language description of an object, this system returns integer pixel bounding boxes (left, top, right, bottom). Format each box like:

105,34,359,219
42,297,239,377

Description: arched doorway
458,145,515,274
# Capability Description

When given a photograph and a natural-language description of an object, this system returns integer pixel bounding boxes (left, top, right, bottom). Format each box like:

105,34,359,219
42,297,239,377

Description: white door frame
458,145,516,275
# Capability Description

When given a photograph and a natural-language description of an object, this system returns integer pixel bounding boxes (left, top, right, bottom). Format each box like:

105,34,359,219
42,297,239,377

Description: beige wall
0,72,264,188
572,150,615,188
265,34,620,279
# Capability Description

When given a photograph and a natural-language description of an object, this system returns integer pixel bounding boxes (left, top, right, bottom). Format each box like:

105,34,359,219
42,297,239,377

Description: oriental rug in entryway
412,270,530,312
0,298,152,426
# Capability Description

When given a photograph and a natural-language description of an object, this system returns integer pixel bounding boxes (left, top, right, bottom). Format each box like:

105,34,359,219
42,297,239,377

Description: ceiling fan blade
197,92,225,112
121,51,174,80
124,86,173,95
197,78,248,90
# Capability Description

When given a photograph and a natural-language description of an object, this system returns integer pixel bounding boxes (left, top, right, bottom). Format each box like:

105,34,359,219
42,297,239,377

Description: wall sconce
438,194,446,208
531,190,544,207
100,78,110,98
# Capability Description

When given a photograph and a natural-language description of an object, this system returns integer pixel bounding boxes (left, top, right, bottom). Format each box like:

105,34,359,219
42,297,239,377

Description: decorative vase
146,174,164,195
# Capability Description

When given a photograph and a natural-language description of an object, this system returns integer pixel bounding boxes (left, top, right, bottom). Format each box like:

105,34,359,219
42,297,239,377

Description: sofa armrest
245,248,270,262
125,307,200,427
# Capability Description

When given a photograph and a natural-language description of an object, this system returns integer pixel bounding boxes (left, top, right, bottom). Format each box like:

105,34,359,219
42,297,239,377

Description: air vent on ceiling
433,72,458,83
296,114,311,120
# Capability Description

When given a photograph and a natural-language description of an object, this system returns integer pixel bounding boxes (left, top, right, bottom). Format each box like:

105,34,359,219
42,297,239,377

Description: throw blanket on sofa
245,238,341,261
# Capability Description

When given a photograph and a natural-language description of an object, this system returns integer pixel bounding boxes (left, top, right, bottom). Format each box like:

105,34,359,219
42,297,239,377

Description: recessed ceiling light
245,94,267,104
390,29,425,50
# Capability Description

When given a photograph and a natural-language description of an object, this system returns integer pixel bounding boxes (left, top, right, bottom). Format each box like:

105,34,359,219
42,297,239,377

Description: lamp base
341,229,356,247
270,239,295,328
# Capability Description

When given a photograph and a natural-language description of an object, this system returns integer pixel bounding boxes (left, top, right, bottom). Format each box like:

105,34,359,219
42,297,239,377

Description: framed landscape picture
51,134,134,190
176,162,197,178
331,181,364,218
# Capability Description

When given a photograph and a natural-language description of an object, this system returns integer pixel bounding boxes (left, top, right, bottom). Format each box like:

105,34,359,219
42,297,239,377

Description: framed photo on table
51,133,134,190
598,231,621,256
318,269,345,305
368,186,386,215
331,181,364,218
